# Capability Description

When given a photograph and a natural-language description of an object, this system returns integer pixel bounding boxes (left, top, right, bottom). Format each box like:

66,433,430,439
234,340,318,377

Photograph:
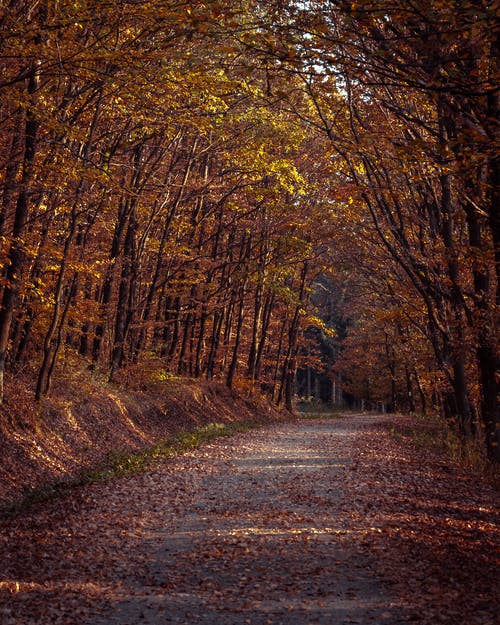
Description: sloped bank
0,371,289,510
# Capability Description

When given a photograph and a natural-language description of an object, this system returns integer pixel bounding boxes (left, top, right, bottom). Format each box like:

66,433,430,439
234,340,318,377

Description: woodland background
0,0,498,471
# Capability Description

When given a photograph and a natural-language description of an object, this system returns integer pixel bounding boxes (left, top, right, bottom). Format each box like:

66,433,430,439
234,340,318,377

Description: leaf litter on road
0,414,498,625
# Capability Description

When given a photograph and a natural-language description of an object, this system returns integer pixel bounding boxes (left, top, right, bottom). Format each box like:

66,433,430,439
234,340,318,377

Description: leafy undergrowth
0,366,288,510
386,416,500,486
99,421,257,479
345,415,499,625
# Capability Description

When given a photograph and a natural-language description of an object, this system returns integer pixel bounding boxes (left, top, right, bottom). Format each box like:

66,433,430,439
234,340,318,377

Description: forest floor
0,372,286,504
0,413,499,625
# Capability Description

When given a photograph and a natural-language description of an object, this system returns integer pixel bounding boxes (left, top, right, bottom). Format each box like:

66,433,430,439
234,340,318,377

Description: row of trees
258,0,498,459
0,0,333,411
0,1,498,460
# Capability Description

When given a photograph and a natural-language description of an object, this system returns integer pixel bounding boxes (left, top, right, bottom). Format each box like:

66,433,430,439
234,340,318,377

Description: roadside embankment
0,370,288,509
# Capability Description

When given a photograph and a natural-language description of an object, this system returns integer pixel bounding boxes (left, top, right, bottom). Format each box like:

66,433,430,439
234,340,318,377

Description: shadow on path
88,415,409,625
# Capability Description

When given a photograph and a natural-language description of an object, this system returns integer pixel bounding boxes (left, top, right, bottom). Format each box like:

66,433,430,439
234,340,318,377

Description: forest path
1,414,498,625
88,413,403,625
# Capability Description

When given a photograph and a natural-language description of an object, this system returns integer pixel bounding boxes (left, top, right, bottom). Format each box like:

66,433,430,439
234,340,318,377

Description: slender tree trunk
35,209,78,399
44,275,78,393
0,109,23,238
0,68,40,402
177,310,193,375
194,306,208,377
254,291,274,382
405,366,415,413
272,315,287,403
481,42,500,461
92,193,130,363
167,296,181,362
36,85,103,396
9,204,53,367
226,284,246,389
247,280,263,381
413,370,427,416
385,333,397,412
206,308,224,380
109,202,138,381
79,275,93,357
438,98,474,436
279,263,309,411
134,136,197,357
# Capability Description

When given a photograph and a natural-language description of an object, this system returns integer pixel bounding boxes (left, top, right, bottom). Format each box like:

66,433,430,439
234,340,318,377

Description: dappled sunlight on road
1,414,497,625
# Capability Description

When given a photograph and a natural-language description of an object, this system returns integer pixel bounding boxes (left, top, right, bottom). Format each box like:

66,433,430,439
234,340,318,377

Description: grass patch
386,419,448,452
387,417,500,486
0,421,260,519
87,421,257,481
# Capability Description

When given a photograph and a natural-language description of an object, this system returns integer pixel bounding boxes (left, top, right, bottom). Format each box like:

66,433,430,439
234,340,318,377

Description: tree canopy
0,0,498,460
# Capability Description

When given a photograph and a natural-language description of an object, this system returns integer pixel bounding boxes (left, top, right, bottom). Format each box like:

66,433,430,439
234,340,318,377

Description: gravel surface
3,413,497,625
87,415,407,625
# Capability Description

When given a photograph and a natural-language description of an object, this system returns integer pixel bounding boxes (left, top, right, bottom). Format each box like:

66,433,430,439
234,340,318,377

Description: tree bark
0,67,40,402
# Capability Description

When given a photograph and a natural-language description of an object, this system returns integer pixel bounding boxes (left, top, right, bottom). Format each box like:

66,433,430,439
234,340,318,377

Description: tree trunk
226,285,246,389
0,68,40,402
206,308,224,380
254,292,274,382
280,262,308,411
247,280,263,381
194,306,208,377
35,210,78,399
92,192,131,363
438,98,474,436
0,109,23,237
109,202,138,382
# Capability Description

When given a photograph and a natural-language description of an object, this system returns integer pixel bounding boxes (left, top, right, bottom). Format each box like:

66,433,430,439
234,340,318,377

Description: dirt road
89,414,403,625
1,414,498,625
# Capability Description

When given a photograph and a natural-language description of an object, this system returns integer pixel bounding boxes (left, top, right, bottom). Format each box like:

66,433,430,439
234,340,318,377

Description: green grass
0,421,260,519
87,421,258,481
386,419,448,452
387,417,499,485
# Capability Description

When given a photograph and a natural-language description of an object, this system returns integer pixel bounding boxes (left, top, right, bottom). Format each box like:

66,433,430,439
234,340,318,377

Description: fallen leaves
0,414,498,625
340,416,500,625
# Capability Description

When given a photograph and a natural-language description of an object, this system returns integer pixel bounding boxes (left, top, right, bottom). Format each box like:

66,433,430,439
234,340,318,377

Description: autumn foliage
0,1,498,461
